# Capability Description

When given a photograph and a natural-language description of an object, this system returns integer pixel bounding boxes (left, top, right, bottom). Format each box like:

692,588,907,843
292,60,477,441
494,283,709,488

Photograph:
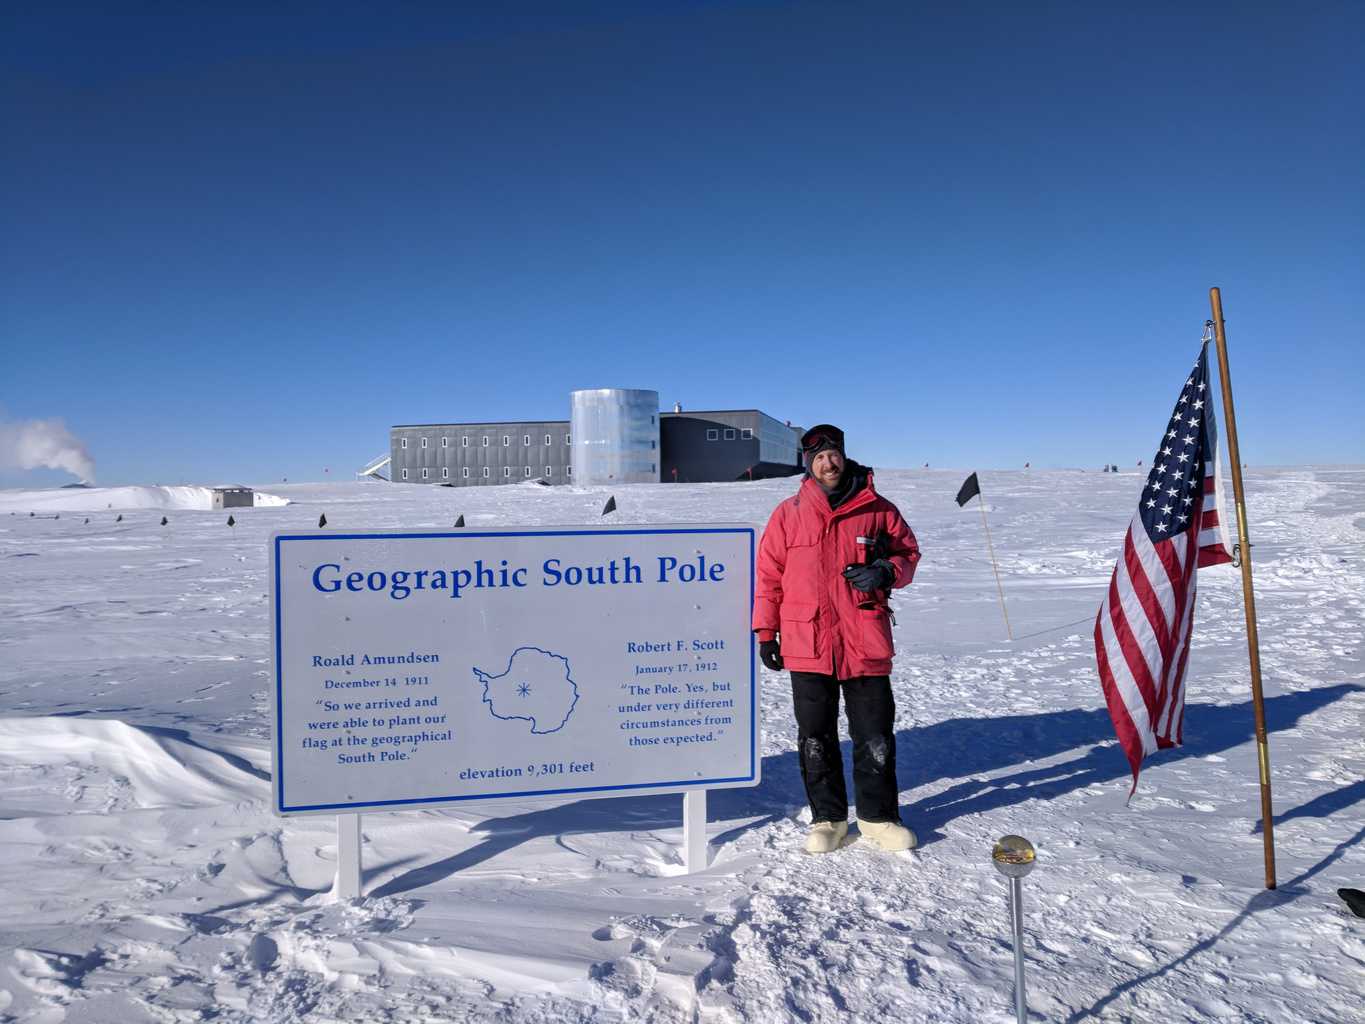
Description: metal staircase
356,453,391,481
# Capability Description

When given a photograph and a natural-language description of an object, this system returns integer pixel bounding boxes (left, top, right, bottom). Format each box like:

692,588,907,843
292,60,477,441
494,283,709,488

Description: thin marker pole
1209,286,1277,890
1010,877,1027,1024
978,492,1014,640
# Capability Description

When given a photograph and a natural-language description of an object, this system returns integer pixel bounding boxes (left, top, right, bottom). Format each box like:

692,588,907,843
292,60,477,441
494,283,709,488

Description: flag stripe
1156,578,1196,741
1106,559,1164,718
1122,528,1171,651
1129,521,1179,625
1097,589,1159,757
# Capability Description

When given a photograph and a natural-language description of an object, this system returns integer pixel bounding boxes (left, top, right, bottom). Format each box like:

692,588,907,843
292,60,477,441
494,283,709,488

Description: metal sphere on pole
992,835,1036,1024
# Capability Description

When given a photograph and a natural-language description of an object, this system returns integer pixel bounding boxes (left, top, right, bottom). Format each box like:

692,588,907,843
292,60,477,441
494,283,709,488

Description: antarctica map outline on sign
271,525,758,814
474,645,581,734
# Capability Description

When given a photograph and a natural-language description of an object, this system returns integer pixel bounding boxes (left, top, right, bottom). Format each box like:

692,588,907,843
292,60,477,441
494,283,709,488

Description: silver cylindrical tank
570,389,660,485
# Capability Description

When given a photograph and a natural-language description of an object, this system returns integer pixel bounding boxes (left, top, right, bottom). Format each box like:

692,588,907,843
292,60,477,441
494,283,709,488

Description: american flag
1095,343,1234,791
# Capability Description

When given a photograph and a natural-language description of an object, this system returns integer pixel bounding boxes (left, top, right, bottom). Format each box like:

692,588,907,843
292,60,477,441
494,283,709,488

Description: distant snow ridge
474,647,580,734
0,484,289,512
0,718,265,814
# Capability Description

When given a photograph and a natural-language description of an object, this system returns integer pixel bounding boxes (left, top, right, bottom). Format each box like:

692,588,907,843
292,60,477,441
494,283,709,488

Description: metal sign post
334,813,362,899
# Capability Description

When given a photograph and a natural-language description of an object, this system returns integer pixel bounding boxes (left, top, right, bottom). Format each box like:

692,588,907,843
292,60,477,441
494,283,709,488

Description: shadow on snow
369,683,1360,897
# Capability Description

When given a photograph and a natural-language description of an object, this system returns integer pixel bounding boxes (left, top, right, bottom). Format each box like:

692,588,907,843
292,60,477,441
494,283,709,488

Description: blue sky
3,2,1361,486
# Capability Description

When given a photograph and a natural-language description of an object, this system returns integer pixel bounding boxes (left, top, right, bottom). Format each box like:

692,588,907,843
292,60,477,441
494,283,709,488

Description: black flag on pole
955,472,981,507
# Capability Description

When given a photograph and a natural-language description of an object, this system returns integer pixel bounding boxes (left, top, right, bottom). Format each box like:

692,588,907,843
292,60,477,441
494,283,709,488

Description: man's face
810,449,845,489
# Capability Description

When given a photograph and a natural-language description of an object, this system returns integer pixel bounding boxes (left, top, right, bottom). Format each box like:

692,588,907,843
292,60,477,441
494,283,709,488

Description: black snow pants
790,672,900,824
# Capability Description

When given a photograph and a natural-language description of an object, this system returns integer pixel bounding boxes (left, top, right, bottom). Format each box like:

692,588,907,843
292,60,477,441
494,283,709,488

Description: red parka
753,471,920,679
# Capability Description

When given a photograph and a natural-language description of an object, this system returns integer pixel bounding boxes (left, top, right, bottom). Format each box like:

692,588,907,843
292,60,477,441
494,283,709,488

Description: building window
401,438,408,448
741,428,753,439
401,468,408,479
524,466,531,477
442,436,448,447
545,434,552,445
724,428,736,440
442,467,449,479
566,465,572,477
650,415,655,425
544,467,551,477
524,434,531,445
482,436,489,447
504,466,511,478
503,435,510,446
462,436,469,447
421,437,428,448
482,467,489,478
650,440,656,449
565,433,571,445
421,467,429,479
651,463,656,474
706,428,718,441
462,467,469,479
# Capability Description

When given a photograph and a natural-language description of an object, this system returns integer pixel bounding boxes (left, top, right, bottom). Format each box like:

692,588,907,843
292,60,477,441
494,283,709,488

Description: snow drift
0,717,265,815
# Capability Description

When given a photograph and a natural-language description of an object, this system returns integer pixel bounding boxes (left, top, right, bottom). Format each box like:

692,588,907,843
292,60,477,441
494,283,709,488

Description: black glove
759,639,784,672
843,559,894,592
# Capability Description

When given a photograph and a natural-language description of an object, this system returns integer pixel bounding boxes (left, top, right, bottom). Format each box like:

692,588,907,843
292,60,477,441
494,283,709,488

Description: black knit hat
800,423,845,464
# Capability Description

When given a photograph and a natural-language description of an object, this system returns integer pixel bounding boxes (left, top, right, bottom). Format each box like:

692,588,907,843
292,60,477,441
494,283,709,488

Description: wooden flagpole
1209,286,1277,890
977,489,1014,641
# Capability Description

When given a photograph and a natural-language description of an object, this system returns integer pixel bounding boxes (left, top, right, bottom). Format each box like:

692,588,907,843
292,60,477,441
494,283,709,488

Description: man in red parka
753,424,921,854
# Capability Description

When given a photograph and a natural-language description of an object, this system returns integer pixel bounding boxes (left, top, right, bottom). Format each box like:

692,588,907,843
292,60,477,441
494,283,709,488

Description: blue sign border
272,526,757,815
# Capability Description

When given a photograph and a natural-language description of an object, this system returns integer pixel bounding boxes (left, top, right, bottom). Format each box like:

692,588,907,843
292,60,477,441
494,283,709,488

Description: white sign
270,524,758,815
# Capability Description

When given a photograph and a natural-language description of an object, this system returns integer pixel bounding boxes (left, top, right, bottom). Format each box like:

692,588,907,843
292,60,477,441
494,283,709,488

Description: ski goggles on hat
800,424,845,455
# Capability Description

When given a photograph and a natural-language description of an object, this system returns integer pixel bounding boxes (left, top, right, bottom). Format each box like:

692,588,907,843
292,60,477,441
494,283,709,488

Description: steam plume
0,418,96,482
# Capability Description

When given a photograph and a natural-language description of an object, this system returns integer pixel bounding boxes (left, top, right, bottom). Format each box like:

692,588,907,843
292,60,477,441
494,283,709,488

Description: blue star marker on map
474,647,579,734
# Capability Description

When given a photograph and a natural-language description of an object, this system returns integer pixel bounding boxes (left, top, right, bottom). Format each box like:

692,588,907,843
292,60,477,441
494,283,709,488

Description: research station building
386,388,803,487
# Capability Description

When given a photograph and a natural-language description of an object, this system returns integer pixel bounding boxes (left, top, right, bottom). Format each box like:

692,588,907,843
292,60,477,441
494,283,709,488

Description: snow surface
0,469,1361,1023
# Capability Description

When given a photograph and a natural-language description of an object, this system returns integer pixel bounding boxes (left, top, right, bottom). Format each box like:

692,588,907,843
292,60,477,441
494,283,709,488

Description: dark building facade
659,410,802,482
389,405,801,487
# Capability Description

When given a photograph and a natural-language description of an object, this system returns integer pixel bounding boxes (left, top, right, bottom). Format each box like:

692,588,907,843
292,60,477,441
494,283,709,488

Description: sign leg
334,813,362,900
683,790,708,873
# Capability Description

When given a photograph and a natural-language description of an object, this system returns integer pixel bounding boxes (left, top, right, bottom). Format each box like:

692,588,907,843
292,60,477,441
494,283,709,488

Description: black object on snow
116,514,123,522
160,516,168,526
955,472,981,507
227,515,235,527
318,514,327,528
84,518,89,524
602,495,617,516
454,514,465,528
1340,888,1365,919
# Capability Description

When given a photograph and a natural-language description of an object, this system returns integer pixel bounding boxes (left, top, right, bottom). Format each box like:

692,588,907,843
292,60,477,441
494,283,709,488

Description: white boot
857,818,917,852
804,820,849,854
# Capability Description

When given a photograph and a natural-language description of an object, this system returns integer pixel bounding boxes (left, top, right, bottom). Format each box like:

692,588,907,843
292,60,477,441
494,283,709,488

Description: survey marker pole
1208,286,1277,890
335,813,362,899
